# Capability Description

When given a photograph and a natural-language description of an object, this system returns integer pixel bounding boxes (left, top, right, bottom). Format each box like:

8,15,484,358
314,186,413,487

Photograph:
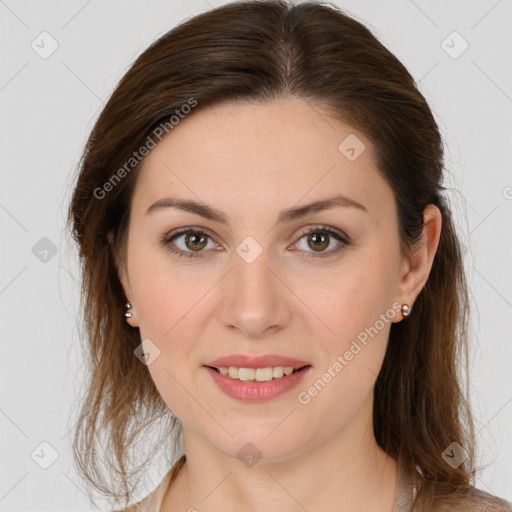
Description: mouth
204,364,311,382
203,364,312,402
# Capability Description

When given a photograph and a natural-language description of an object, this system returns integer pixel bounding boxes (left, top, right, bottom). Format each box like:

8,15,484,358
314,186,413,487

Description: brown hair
67,1,509,510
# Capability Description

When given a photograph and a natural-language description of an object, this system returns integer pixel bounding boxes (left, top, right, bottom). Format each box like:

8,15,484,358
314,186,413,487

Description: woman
67,1,512,511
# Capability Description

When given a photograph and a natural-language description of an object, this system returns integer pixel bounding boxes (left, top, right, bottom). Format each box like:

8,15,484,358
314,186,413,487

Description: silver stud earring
125,301,133,318
401,303,411,318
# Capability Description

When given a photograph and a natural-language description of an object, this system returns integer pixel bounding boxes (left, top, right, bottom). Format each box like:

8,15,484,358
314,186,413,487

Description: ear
108,229,139,328
394,204,442,315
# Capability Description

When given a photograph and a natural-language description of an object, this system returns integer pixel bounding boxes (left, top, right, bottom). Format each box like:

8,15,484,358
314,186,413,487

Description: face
116,97,410,461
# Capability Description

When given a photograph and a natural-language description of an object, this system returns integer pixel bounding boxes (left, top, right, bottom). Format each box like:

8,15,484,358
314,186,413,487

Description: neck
162,397,398,512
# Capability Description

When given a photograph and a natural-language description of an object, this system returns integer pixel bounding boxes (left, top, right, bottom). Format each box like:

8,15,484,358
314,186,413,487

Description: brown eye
162,225,350,260
184,231,208,251
294,226,350,259
162,229,215,258
307,232,330,252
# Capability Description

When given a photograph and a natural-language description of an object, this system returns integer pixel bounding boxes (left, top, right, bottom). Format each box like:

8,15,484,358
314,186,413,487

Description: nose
218,248,292,339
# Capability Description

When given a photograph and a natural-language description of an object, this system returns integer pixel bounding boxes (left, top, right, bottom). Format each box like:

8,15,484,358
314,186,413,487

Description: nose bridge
220,239,289,337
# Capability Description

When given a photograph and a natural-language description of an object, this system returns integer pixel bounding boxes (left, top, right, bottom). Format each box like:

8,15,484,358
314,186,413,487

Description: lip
204,365,312,402
204,354,311,369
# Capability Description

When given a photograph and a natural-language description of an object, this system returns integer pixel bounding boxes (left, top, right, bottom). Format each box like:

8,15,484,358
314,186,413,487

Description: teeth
215,366,300,381
239,368,257,381
272,366,284,378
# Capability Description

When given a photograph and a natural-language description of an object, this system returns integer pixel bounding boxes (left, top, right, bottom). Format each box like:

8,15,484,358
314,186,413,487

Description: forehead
132,97,392,223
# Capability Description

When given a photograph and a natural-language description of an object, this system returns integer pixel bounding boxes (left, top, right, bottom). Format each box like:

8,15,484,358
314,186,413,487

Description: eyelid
295,225,350,244
291,225,350,258
161,224,351,259
161,226,220,255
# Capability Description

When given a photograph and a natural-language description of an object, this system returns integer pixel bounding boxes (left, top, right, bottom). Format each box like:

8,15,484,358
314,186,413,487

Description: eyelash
160,225,351,260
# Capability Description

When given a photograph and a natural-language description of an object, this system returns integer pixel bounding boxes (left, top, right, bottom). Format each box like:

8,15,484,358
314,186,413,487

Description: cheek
296,272,393,429
130,261,207,421
128,241,205,337
299,259,394,350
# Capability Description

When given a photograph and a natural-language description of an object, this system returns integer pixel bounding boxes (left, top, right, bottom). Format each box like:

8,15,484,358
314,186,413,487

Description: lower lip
204,366,311,402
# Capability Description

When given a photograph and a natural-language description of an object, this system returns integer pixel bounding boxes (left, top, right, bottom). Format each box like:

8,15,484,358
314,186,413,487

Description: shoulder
112,455,186,512
112,505,140,512
110,468,175,512
110,493,161,512
436,486,512,512
110,493,155,512
465,486,512,512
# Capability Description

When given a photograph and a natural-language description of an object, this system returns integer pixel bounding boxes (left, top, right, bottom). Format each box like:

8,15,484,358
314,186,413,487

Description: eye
161,228,218,258
161,225,350,259
293,225,350,259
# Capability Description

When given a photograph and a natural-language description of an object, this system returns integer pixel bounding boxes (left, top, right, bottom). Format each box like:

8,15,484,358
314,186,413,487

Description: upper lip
204,354,311,369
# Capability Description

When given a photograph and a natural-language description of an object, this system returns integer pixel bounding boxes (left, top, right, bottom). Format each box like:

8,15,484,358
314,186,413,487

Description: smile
209,365,303,381
204,365,311,401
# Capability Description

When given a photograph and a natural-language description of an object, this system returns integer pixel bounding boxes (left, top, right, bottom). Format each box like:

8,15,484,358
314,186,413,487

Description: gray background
1,0,511,510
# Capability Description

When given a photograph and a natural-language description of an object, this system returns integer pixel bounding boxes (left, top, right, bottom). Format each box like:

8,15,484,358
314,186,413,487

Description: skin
113,97,442,512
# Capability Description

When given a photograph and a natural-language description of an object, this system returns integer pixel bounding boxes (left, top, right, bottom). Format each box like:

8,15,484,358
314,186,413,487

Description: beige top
115,456,512,512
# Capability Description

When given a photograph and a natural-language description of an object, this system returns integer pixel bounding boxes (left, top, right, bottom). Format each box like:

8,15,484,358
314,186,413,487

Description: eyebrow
145,194,368,227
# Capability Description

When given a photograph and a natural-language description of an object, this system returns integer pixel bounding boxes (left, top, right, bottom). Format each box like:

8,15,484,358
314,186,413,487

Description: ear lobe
396,204,442,305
